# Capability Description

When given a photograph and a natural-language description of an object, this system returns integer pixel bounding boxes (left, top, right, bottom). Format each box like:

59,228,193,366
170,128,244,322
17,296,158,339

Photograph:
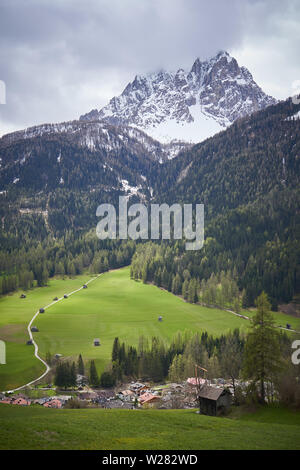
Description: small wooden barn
198,385,232,416
94,338,101,346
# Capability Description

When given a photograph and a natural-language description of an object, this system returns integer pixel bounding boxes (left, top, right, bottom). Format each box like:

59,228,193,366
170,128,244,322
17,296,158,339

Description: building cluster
0,377,237,414
0,393,72,408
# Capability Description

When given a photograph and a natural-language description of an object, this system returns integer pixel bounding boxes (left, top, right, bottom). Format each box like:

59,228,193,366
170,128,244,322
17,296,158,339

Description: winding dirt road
3,273,103,393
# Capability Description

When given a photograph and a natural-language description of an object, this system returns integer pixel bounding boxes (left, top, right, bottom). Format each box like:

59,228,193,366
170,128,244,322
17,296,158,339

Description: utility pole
194,364,207,413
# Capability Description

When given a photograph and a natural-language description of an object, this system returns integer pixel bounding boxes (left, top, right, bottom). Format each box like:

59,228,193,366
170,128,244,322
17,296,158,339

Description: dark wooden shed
198,385,232,416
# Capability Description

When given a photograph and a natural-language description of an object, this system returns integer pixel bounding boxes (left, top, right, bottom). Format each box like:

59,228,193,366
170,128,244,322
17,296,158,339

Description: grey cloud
0,0,299,135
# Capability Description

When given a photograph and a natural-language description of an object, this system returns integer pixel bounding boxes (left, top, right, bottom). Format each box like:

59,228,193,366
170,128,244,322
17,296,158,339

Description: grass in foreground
0,404,299,450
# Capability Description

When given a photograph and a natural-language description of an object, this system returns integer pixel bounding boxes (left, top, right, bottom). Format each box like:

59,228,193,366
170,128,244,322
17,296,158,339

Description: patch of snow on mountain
80,51,276,144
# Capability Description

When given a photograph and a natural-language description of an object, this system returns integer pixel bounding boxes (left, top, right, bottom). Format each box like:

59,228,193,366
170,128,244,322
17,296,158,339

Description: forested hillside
0,98,299,306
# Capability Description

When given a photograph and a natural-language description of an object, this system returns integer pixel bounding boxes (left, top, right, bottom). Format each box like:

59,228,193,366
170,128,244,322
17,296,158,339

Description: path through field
2,274,103,393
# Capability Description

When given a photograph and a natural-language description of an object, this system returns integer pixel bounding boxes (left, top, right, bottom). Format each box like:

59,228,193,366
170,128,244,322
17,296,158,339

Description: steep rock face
80,51,276,143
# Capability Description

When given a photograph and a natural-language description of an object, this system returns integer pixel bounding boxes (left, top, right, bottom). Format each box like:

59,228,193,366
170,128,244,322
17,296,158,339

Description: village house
33,397,50,405
12,397,31,406
0,398,13,405
187,377,206,387
43,399,63,409
129,382,149,395
77,391,98,401
118,390,135,402
139,392,160,406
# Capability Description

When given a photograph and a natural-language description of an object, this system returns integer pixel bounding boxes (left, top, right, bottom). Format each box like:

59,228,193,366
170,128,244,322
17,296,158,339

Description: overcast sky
0,0,299,136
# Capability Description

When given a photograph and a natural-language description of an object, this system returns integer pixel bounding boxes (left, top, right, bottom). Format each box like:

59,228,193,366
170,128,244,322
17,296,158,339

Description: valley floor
1,267,299,391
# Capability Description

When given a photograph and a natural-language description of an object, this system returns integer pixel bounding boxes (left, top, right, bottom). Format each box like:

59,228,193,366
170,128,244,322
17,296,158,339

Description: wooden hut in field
198,385,232,416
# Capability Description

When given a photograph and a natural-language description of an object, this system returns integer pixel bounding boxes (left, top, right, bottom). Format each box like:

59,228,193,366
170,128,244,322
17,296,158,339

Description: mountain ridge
80,51,277,143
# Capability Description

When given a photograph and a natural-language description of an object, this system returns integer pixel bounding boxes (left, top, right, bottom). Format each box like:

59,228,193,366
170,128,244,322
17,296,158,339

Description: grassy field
0,274,94,390
31,267,251,377
0,267,298,391
0,404,299,450
246,307,300,332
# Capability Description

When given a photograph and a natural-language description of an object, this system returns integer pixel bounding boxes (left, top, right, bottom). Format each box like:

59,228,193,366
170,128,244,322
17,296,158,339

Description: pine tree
242,292,282,402
112,337,120,363
70,362,77,387
77,354,85,375
89,360,99,387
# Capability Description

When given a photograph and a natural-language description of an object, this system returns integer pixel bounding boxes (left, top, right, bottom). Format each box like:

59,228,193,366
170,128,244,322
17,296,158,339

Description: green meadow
0,274,94,390
0,404,299,450
35,268,252,372
0,267,298,391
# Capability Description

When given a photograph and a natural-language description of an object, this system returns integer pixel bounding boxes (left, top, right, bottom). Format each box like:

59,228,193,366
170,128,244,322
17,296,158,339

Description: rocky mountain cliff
80,51,276,143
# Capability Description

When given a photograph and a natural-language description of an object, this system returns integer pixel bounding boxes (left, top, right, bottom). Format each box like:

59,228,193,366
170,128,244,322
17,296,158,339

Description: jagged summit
80,51,276,143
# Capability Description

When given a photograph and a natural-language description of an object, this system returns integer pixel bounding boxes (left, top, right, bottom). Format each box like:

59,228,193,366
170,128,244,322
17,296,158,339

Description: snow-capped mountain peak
80,51,277,143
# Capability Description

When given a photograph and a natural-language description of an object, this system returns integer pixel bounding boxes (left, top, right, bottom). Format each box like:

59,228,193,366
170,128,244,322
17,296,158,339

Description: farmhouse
198,385,232,416
33,397,50,405
139,392,160,406
44,399,62,409
12,397,31,406
187,377,206,386
129,382,149,394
